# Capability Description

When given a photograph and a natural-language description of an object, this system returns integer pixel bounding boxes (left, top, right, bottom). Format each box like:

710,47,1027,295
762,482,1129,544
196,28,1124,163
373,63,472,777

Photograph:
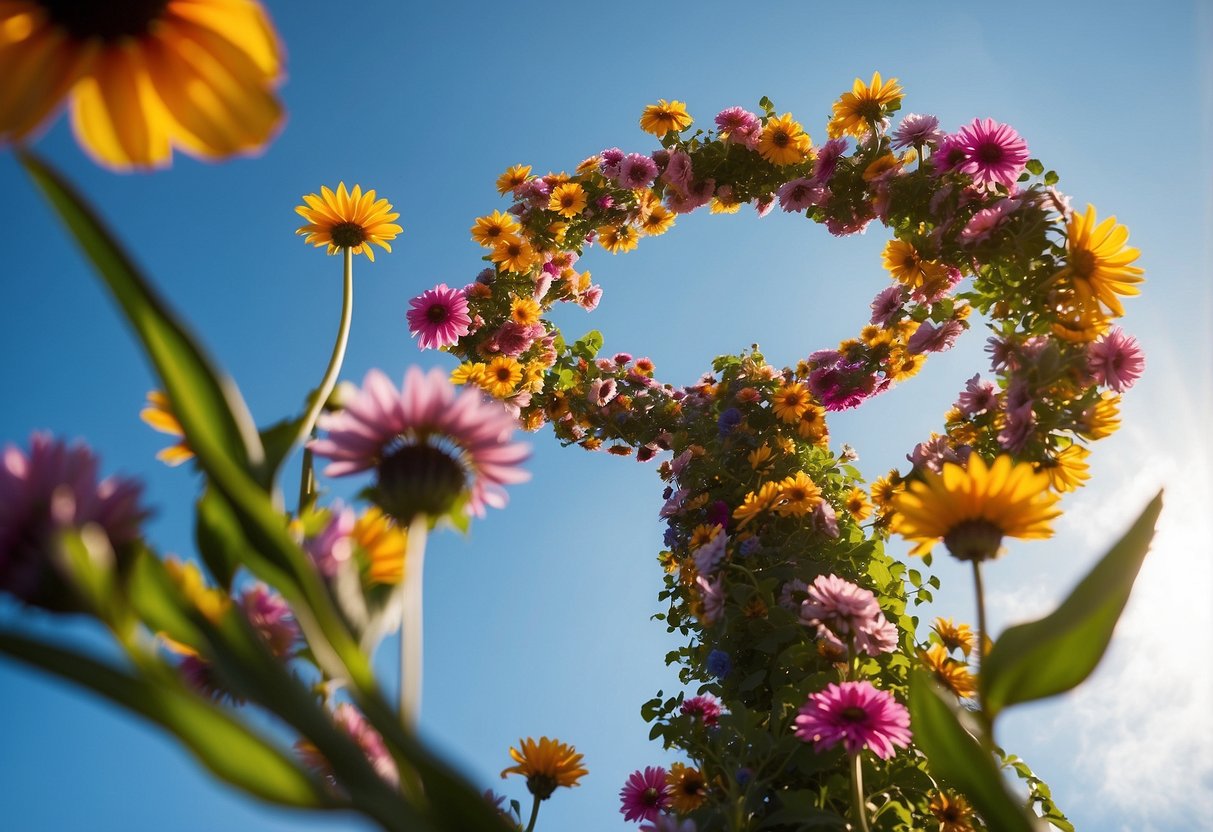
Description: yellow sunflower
710,193,742,214
844,487,872,522
920,644,977,698
1056,204,1143,319
491,234,540,273
510,296,542,327
666,763,707,814
1079,393,1120,440
775,472,822,517
500,736,587,800
928,790,976,832
548,182,587,218
771,381,812,424
483,356,523,398
640,204,675,235
470,210,520,247
1036,443,1090,493
639,99,692,136
891,455,1062,561
881,239,947,290
827,71,903,139
295,183,402,262
931,617,974,656
450,361,488,387
140,390,193,466
352,507,407,586
758,112,812,166
496,164,532,194
0,0,284,169
597,224,639,254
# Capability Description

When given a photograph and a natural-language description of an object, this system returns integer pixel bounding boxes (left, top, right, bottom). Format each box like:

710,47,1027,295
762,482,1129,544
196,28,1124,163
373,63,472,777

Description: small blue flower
664,526,679,548
706,649,732,679
717,407,742,437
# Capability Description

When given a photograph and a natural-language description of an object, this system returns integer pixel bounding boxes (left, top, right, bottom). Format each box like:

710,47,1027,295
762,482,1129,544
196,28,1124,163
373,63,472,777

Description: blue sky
0,1,1210,830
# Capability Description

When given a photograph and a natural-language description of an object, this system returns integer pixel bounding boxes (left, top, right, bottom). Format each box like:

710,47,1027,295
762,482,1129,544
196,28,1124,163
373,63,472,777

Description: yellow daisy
748,444,775,471
496,164,532,194
510,296,542,326
932,617,974,656
1079,393,1120,440
470,210,520,247
771,382,812,424
352,507,407,586
1037,443,1091,493
827,72,903,139
597,224,639,254
758,113,812,166
1056,204,1144,318
548,182,587,218
0,0,284,169
710,193,742,214
688,522,722,550
666,763,707,814
295,183,402,262
491,234,540,273
775,472,822,517
450,362,488,387
844,487,872,522
929,791,977,832
639,99,693,136
483,356,523,398
920,643,977,698
863,152,902,181
140,390,193,467
881,239,947,290
500,736,587,800
640,204,675,236
796,403,829,444
891,455,1062,561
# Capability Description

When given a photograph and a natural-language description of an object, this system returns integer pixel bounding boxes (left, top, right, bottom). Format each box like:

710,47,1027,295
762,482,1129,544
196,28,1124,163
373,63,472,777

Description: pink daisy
617,153,659,189
793,681,911,759
0,433,146,610
296,703,398,787
240,583,300,658
956,374,997,417
714,106,761,148
812,138,848,185
800,574,896,657
407,284,472,350
954,118,1029,190
891,113,943,150
869,286,904,327
959,199,1019,244
619,766,670,823
311,368,530,519
662,150,694,194
906,319,964,354
680,694,722,727
777,178,820,212
1087,327,1145,393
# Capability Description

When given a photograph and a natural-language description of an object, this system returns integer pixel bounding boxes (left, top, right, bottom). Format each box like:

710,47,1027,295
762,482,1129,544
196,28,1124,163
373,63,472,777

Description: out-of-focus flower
931,617,974,656
406,284,471,350
0,0,284,169
890,455,1060,561
311,368,530,520
706,649,731,679
1036,443,1091,493
639,99,692,136
296,183,402,262
501,736,587,800
0,432,146,610
641,816,697,832
929,790,977,832
680,694,722,727
793,680,911,759
296,703,398,788
920,644,977,698
352,507,406,586
240,583,298,658
827,72,902,139
140,390,193,466
619,766,669,823
665,763,707,814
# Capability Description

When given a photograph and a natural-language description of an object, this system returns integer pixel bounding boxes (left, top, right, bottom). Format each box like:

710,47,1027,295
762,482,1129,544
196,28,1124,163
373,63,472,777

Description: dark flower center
839,706,868,723
976,141,1004,165
330,222,367,249
426,304,449,324
857,101,883,121
642,787,660,806
375,443,466,522
526,774,557,801
943,518,1004,562
772,129,790,148
36,0,169,40
1070,248,1096,279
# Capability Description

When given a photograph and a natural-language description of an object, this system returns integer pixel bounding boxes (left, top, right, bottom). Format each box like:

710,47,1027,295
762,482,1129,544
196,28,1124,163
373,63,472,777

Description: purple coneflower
620,766,670,823
954,118,1029,190
793,681,911,759
311,368,529,519
1087,327,1145,393
407,284,471,350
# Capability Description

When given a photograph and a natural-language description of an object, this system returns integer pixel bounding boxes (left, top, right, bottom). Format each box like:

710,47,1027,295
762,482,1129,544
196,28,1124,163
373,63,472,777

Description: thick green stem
971,559,996,746
297,247,354,512
399,515,429,728
850,752,871,832
523,794,542,832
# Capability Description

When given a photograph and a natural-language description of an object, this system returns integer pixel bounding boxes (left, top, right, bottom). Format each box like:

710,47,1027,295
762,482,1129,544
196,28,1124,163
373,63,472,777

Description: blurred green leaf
909,670,1036,832
20,151,264,480
1026,159,1044,176
981,492,1162,718
0,631,332,809
571,329,604,360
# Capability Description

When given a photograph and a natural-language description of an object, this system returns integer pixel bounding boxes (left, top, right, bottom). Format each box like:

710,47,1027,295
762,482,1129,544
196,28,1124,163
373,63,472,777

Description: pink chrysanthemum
619,766,670,823
407,284,472,350
241,583,300,658
800,574,897,657
0,433,146,610
714,107,761,148
956,373,997,417
959,199,1019,244
954,118,1029,190
869,286,904,327
907,319,965,354
891,113,944,150
680,694,722,727
311,368,530,519
1087,327,1145,393
617,153,659,189
296,703,398,788
793,681,911,759
662,150,694,194
777,178,820,212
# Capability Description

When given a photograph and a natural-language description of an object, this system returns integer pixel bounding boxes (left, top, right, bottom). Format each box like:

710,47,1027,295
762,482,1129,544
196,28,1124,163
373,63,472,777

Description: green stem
399,515,429,728
850,752,871,832
297,246,354,513
971,559,996,745
523,794,542,832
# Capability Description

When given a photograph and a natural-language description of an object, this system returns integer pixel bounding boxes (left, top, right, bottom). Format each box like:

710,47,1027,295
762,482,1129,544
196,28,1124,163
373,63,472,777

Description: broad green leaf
981,492,1162,717
909,670,1036,832
20,151,264,479
0,631,331,809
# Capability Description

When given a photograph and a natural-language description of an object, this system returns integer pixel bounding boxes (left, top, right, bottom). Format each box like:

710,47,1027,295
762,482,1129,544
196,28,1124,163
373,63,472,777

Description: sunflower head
890,455,1061,561
295,183,402,262
828,72,904,139
500,737,587,800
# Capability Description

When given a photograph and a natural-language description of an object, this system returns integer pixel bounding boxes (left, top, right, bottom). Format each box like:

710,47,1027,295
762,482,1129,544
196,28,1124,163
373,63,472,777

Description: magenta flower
619,766,670,823
891,113,943,150
681,694,722,727
956,373,997,416
1088,327,1145,393
954,118,1029,190
800,574,897,657
297,703,398,787
812,138,848,185
869,286,903,327
241,583,300,658
0,433,146,610
959,199,1019,243
714,107,760,148
407,284,472,350
907,319,964,354
662,150,694,194
305,503,355,578
617,153,659,189
777,178,819,212
794,681,911,759
311,368,530,519
600,147,625,178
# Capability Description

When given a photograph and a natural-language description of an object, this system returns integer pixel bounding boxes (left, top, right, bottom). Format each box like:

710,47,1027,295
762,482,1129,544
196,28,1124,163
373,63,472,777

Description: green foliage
981,492,1162,718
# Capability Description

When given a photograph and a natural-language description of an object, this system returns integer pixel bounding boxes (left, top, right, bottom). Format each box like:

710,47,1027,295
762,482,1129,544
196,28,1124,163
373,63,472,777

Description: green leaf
260,416,307,484
981,492,1162,717
1043,170,1059,186
195,489,245,590
571,329,604,360
20,151,264,480
909,670,1036,832
1026,159,1044,176
0,631,331,809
